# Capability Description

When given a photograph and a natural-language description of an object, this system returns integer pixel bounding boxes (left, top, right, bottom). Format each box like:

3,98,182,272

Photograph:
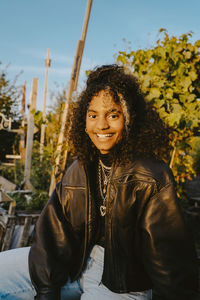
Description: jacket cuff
36,290,60,300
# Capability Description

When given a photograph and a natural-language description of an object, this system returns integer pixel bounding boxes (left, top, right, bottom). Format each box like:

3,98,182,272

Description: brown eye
88,114,96,119
109,114,119,119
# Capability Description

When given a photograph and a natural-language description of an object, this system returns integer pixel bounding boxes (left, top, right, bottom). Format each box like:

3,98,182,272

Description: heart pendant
100,205,106,216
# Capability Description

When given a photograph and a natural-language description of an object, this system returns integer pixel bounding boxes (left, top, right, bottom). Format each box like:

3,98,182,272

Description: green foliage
5,190,49,212
0,63,21,161
24,191,49,212
30,141,53,191
116,30,200,204
0,160,24,187
8,192,26,211
0,63,21,119
0,68,76,212
0,140,52,211
0,129,19,162
21,91,69,211
190,137,200,174
46,88,76,167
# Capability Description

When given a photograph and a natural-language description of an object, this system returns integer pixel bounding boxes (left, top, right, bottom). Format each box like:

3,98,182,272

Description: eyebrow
87,108,122,114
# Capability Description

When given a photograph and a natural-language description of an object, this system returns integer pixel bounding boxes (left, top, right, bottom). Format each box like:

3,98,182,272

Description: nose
96,116,109,130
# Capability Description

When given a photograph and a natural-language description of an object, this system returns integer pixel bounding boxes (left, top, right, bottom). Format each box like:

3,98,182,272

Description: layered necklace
98,159,112,217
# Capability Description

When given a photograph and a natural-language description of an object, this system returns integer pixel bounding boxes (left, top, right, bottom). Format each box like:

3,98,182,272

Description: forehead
88,90,121,110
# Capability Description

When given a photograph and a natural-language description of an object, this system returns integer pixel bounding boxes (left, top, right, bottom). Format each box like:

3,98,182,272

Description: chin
97,146,112,153
99,150,110,154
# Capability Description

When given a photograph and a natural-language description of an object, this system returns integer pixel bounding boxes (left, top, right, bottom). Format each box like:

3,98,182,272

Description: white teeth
97,134,112,138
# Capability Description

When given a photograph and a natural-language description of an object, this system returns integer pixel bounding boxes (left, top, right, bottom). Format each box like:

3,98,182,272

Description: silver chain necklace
98,159,112,217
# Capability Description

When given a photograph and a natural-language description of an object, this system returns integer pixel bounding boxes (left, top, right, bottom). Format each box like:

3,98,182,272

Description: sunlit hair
69,64,172,164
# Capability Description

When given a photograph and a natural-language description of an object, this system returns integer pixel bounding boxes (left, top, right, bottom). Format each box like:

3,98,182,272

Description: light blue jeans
0,245,152,300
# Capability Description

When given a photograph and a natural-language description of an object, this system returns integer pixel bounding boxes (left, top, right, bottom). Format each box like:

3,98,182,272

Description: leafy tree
0,63,21,161
116,30,200,200
16,89,71,210
45,88,75,171
0,63,20,119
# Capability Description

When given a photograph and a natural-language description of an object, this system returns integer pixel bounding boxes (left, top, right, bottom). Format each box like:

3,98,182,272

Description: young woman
0,65,199,300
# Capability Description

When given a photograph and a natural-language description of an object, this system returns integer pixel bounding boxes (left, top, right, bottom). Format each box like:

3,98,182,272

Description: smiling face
86,90,124,154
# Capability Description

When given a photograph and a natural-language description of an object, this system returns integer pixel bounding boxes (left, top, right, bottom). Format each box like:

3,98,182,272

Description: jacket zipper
64,186,85,190
107,164,124,291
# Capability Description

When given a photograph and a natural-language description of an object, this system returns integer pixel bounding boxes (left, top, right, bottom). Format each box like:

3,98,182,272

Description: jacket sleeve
141,181,199,300
28,182,77,300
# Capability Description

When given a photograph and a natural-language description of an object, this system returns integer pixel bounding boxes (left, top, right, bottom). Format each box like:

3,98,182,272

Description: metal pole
40,48,51,161
49,0,93,195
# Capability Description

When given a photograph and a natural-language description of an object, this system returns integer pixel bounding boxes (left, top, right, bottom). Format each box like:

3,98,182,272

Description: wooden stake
19,81,26,163
49,0,93,195
40,48,51,161
23,78,38,190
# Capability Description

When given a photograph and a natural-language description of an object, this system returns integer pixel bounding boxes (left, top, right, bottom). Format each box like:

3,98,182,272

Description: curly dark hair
69,64,172,164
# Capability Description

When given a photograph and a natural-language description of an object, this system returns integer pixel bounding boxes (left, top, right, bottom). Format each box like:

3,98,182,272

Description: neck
99,152,113,167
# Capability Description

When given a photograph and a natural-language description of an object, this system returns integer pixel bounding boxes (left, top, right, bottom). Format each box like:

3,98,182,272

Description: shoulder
136,157,173,181
62,159,86,187
116,157,174,188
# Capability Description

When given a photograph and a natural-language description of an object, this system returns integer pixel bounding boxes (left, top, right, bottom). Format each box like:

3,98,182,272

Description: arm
28,183,76,300
142,181,199,300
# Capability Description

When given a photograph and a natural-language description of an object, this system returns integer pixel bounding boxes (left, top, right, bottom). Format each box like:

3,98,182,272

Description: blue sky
1,0,200,112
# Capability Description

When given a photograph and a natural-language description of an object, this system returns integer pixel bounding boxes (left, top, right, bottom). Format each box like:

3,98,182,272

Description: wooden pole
19,81,26,163
40,48,51,161
49,0,93,195
23,78,38,190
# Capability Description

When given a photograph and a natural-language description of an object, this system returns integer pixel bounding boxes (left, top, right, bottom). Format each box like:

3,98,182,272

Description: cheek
116,120,124,136
85,119,95,141
118,128,124,140
86,118,92,132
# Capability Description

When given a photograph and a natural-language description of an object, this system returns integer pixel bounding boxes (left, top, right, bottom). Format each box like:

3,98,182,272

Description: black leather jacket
29,158,199,300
